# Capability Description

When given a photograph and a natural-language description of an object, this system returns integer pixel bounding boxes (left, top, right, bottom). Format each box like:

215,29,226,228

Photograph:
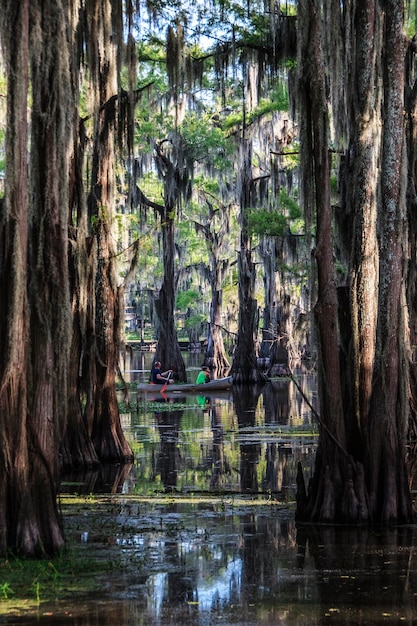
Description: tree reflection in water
152,396,184,493
26,502,417,625
233,383,263,493
42,365,417,624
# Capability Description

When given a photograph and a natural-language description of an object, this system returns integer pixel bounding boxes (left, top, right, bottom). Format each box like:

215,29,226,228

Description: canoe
136,376,233,394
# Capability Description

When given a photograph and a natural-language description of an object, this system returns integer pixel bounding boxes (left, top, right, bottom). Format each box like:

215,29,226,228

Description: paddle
161,370,171,393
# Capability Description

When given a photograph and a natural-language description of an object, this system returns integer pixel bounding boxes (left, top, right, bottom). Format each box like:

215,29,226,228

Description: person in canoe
196,365,211,384
150,361,174,385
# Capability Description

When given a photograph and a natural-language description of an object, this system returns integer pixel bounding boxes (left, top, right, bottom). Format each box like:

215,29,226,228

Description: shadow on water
5,356,417,624
6,504,417,625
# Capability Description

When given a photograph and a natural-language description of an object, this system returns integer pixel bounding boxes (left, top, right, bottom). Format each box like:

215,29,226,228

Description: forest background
1,0,417,557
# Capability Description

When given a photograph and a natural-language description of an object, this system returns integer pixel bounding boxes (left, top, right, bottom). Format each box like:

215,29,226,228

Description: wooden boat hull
137,376,233,394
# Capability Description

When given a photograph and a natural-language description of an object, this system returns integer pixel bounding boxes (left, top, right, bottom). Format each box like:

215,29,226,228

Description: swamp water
2,354,417,625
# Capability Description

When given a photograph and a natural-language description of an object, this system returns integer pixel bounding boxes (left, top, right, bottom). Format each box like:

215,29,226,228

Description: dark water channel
4,354,417,624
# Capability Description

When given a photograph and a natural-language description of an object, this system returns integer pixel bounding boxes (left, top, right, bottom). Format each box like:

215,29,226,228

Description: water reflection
233,384,263,493
15,498,417,625
15,354,415,625
128,358,318,501
61,462,133,494
110,501,300,622
153,397,184,492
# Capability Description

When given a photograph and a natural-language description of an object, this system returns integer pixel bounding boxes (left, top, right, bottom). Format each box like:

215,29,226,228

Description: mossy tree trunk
151,141,187,381
0,0,74,555
404,20,417,482
231,141,268,384
84,0,133,464
296,0,414,524
193,201,231,374
363,0,412,522
62,75,99,471
207,278,231,374
154,212,187,381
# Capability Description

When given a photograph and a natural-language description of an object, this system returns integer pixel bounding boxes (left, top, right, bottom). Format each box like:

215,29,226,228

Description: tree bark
364,0,412,523
84,0,133,464
0,0,31,555
193,203,231,374
404,16,417,485
296,0,414,524
296,0,347,523
152,141,187,381
207,280,231,374
348,0,381,440
231,140,268,384
0,0,75,555
154,214,187,381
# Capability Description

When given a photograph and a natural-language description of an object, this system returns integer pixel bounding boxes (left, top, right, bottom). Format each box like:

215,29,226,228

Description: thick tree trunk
61,299,99,470
155,215,187,381
297,0,414,524
85,0,133,464
28,0,76,549
0,0,75,555
62,123,99,470
232,245,267,383
231,140,268,384
193,207,230,374
0,0,31,554
258,237,291,367
152,141,187,381
348,0,381,438
90,222,134,463
364,0,412,523
207,281,230,374
404,21,417,481
258,237,278,363
296,0,346,523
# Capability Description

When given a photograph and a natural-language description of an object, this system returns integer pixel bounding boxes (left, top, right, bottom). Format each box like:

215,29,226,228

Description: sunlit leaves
247,190,303,237
181,111,233,169
248,209,287,236
176,289,200,309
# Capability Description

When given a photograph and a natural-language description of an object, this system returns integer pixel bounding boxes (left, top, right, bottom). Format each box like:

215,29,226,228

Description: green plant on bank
0,546,125,613
0,582,14,599
32,581,41,604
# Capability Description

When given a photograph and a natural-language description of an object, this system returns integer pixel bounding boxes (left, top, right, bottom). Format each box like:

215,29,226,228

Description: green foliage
330,174,338,194
194,175,220,196
249,85,290,119
247,191,303,237
0,582,14,599
181,112,233,169
280,189,302,220
222,83,290,133
405,3,416,37
248,209,287,236
184,313,206,329
176,289,200,310
226,2,297,52
139,171,164,204
222,109,243,131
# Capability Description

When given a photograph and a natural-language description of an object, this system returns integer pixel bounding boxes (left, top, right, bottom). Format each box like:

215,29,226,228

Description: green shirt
196,371,209,384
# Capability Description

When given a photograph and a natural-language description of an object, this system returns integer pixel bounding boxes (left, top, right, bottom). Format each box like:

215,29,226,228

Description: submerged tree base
296,448,416,525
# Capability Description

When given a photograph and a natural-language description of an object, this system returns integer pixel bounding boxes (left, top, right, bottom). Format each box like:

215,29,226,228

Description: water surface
3,353,417,625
